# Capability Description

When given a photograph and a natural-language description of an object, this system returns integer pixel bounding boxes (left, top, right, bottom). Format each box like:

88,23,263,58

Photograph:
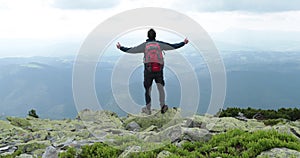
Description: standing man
116,28,189,115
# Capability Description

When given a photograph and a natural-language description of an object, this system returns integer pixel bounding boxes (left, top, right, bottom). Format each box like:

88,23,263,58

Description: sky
1,0,300,57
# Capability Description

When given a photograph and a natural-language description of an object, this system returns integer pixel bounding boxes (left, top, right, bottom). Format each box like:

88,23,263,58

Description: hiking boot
161,105,168,114
142,106,151,115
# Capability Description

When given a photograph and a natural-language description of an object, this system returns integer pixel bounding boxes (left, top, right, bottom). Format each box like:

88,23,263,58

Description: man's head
147,28,156,40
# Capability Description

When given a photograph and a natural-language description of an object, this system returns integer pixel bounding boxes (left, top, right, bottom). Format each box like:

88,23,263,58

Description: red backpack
144,42,164,72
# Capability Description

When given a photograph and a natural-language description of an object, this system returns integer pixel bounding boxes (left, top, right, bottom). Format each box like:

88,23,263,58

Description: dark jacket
120,39,185,54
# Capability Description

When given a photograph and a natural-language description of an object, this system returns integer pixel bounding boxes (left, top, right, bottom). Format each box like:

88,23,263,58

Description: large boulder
123,108,183,131
77,109,123,130
257,148,300,158
144,125,182,143
182,127,212,142
192,116,265,132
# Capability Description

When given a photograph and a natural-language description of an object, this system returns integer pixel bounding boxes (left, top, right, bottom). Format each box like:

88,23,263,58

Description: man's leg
145,86,152,109
144,71,153,110
156,83,165,107
154,71,166,108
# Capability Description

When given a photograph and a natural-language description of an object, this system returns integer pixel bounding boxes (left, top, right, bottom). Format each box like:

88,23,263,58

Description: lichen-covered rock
256,148,300,158
125,121,141,132
0,145,15,155
18,142,48,154
143,125,158,132
262,123,300,140
16,153,34,158
145,125,182,143
1,109,300,157
290,120,300,128
184,118,205,128
118,146,141,158
182,127,212,142
77,109,123,130
6,117,32,130
192,116,265,132
123,108,183,131
42,146,58,158
157,150,172,158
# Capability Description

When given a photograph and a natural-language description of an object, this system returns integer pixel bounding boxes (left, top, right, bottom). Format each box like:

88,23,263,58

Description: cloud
52,0,120,10
173,0,300,12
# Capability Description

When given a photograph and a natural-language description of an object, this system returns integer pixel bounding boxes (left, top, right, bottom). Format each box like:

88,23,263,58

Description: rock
145,125,182,143
174,140,187,148
53,137,74,148
182,128,212,142
118,146,141,158
42,146,58,158
0,146,10,152
235,112,248,121
0,145,17,155
9,146,17,153
104,128,125,135
78,110,123,130
192,116,265,132
16,153,34,158
157,150,172,158
18,142,48,154
290,127,300,138
6,117,32,130
125,121,141,132
257,148,300,158
123,108,182,131
253,113,264,120
143,125,158,132
184,118,204,128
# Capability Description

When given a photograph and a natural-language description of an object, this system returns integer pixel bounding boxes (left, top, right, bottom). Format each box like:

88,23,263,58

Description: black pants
143,65,165,109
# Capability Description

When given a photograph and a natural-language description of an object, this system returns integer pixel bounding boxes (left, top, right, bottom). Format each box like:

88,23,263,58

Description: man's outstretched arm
159,38,189,50
116,42,146,54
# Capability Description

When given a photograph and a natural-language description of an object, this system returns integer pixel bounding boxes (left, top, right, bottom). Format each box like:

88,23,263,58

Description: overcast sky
1,0,300,57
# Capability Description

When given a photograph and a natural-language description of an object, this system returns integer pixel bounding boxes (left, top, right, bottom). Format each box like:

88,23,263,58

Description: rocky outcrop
0,109,299,157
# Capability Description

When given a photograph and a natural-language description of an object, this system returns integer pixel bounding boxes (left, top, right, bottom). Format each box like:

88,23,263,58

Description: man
116,28,189,115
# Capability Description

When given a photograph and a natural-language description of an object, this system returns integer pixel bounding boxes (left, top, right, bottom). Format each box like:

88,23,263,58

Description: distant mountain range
0,50,300,119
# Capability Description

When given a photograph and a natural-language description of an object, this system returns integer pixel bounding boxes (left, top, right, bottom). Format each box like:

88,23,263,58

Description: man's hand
116,42,121,49
184,38,189,44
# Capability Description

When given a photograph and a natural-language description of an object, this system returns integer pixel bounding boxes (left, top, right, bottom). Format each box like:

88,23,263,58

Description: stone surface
6,117,32,130
157,150,172,158
257,148,300,158
193,116,265,132
182,127,212,142
143,125,158,132
42,146,58,158
118,146,141,158
125,121,141,132
1,109,300,157
16,153,34,158
144,125,182,143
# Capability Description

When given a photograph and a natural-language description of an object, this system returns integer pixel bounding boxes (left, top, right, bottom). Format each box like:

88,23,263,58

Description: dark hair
147,28,156,40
